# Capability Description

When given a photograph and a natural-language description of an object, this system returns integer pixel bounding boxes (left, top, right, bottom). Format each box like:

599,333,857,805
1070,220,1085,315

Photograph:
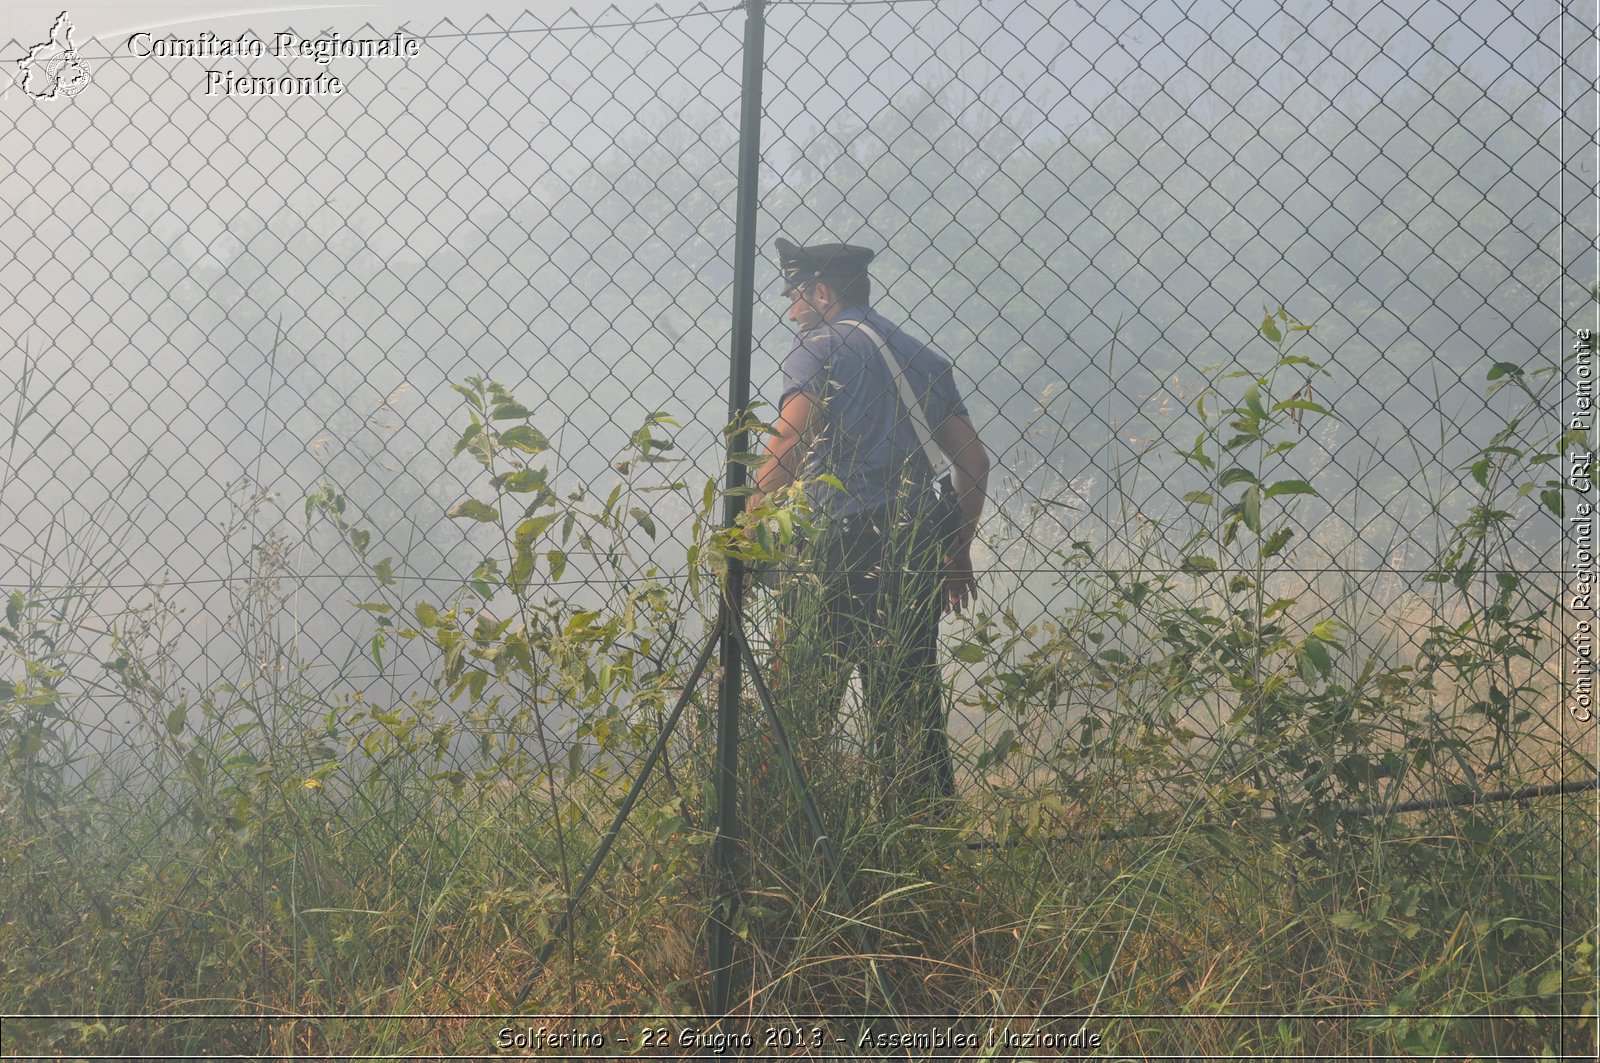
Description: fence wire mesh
2,4,753,1039
750,0,1589,809
0,0,1594,1053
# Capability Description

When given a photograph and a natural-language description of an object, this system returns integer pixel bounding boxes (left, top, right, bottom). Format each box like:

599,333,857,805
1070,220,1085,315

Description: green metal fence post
710,0,768,1018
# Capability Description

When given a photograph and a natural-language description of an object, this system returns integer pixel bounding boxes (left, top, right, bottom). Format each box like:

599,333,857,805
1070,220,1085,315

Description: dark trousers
772,501,955,811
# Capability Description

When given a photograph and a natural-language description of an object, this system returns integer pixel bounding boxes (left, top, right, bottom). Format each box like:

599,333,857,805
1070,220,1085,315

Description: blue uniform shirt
780,306,969,520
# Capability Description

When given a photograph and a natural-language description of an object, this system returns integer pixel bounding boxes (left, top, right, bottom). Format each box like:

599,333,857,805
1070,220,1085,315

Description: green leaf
447,499,498,522
515,514,559,547
510,549,534,591
548,549,567,580
1272,399,1329,417
499,426,550,454
985,726,1011,768
1262,527,1293,558
373,558,395,586
630,506,657,540
1241,485,1262,533
1489,419,1522,446
1470,457,1490,488
165,705,187,736
452,422,482,457
1311,618,1344,644
352,601,392,614
1260,314,1282,345
1264,479,1316,499
6,591,20,628
1486,361,1524,380
602,484,623,520
1303,637,1333,678
491,401,532,420
496,468,548,493
1536,968,1563,997
414,602,438,627
1243,383,1267,421
1263,596,1299,618
1180,555,1219,574
1218,467,1258,488
977,729,1016,771
1541,489,1563,518
1181,490,1214,505
636,433,676,454
952,642,986,664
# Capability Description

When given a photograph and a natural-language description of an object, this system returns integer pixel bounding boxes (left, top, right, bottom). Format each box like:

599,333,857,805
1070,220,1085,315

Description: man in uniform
746,237,991,813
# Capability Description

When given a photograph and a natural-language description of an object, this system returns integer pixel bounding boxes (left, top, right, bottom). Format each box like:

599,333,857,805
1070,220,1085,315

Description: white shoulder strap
848,320,947,478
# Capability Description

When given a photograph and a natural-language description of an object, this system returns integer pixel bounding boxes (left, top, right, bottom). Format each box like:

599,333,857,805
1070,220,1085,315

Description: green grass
2,729,1590,1057
2,356,1595,1059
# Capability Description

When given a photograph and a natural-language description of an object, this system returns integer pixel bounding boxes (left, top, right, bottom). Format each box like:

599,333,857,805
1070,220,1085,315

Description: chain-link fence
1,0,1594,1054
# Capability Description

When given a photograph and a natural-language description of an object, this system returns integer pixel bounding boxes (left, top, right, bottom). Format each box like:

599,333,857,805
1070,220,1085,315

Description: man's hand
941,541,976,615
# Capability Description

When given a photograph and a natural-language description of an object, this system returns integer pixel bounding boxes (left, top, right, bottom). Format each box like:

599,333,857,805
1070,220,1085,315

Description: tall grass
0,325,1594,1058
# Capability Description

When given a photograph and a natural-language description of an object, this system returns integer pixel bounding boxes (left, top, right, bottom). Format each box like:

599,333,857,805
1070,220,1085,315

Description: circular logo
45,50,92,97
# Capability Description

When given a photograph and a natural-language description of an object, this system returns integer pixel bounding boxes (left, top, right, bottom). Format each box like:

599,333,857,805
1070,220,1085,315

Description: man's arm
933,413,990,614
934,413,990,548
746,391,816,512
